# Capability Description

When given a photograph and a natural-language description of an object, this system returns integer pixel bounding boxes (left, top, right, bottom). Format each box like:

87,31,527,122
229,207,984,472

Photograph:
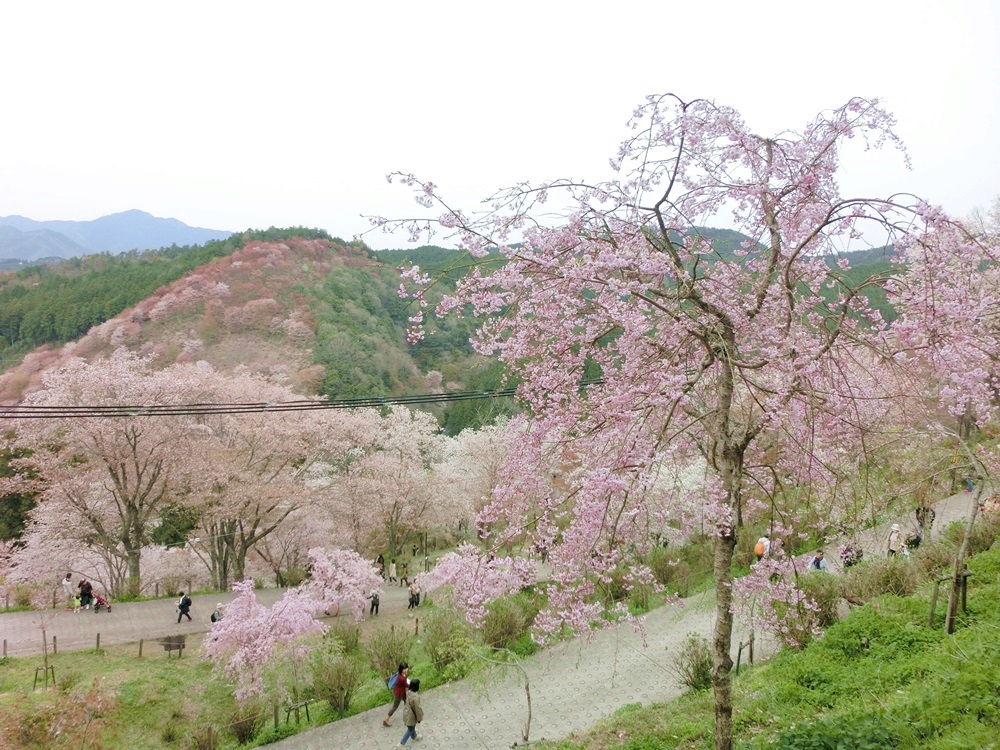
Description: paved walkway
271,591,726,750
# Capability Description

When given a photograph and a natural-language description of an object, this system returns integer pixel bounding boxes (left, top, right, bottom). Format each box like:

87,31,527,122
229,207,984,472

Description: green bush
364,625,413,681
326,620,362,654
226,700,266,745
481,591,541,651
422,607,474,670
669,632,713,691
281,566,307,588
797,571,842,628
311,650,365,718
769,711,903,749
840,556,920,604
13,586,33,609
967,540,1000,583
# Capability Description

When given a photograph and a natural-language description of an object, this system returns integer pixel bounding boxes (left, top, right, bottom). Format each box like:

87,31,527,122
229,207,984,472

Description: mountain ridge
0,209,232,259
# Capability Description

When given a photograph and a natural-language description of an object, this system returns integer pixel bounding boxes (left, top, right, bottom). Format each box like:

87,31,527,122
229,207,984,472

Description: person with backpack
399,678,423,745
383,662,409,727
177,591,193,623
754,536,770,563
368,587,380,617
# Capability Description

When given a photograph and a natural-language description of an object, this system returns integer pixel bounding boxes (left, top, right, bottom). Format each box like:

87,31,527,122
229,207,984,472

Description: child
399,678,423,745
72,594,82,613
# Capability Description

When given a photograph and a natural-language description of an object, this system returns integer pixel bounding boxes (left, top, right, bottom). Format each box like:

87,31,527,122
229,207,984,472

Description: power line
0,380,603,420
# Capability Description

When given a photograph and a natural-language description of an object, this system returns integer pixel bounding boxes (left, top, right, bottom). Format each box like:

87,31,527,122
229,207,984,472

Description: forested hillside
0,228,898,433
0,232,514,434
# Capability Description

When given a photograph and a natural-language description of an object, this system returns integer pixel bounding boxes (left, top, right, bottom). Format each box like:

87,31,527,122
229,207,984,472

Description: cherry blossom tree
317,406,451,557
300,547,382,620
5,350,202,596
382,94,983,749
421,543,536,626
203,579,326,703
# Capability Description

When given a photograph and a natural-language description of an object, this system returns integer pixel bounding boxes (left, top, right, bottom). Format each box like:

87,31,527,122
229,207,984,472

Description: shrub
13,586,33,609
422,607,474,670
481,592,541,651
280,566,307,588
226,700,266,745
644,546,675,587
188,727,220,750
326,619,362,654
57,669,83,693
365,625,413,680
797,572,842,628
669,632,713,691
311,650,365,718
771,711,903,749
840,557,920,604
968,542,1000,583
911,538,957,580
966,510,1000,556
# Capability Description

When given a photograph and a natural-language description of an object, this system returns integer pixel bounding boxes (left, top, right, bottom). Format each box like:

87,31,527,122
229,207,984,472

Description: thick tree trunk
711,529,738,750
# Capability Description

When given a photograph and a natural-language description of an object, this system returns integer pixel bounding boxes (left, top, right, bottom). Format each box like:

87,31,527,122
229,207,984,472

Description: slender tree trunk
945,482,984,634
711,528,737,750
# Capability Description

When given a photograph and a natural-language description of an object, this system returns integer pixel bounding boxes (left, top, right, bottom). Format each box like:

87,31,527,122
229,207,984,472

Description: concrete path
0,582,420,657
269,590,727,750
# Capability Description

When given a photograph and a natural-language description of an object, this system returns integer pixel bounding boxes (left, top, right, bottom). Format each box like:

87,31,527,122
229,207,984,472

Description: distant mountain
0,209,232,260
0,225,90,262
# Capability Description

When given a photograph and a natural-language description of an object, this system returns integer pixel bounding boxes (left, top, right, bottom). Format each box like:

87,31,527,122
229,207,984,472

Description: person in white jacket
806,549,832,573
887,524,902,557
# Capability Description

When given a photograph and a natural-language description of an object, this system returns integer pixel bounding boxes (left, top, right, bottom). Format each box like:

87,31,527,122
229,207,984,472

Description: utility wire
0,380,603,419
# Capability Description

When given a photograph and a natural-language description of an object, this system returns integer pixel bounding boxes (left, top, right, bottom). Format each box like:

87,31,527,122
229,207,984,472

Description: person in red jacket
383,662,410,727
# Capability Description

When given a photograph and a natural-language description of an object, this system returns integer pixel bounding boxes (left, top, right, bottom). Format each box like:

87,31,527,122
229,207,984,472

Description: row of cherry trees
381,95,1000,750
0,349,507,599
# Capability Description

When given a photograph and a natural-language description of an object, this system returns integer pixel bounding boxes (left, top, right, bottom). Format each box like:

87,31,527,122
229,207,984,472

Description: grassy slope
539,541,1000,750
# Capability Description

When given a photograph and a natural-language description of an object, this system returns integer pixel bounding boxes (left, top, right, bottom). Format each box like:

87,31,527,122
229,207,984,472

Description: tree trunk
711,529,738,750
945,481,984,633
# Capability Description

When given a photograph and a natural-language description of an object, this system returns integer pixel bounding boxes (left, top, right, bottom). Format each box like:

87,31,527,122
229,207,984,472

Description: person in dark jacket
78,579,94,610
177,591,193,623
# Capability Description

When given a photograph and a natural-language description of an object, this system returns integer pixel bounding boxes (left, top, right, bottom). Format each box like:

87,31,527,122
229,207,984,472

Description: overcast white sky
1,0,997,248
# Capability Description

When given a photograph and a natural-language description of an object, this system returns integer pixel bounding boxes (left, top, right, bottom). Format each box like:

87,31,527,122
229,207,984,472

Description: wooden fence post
96,633,101,651
52,635,57,655
138,639,144,658
415,618,419,636
928,580,941,627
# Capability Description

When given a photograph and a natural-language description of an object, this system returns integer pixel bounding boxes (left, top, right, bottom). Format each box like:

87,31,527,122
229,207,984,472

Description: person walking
399,562,409,587
887,524,902,557
61,573,75,607
388,559,398,583
408,581,420,609
177,591,193,622
399,678,423,746
383,662,409,727
368,587,380,617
